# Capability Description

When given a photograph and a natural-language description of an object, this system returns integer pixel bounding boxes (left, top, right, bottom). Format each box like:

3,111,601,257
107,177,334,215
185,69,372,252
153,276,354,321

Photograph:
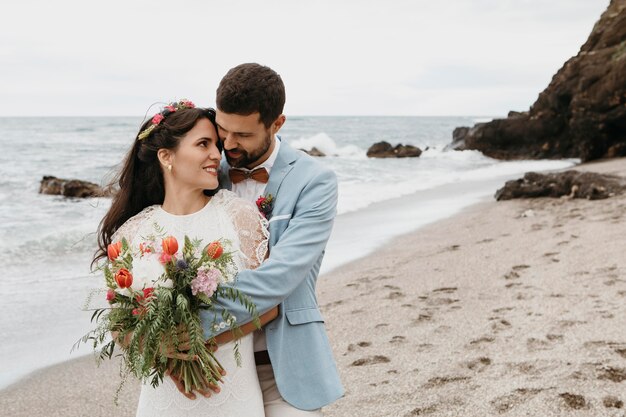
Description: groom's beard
225,131,272,169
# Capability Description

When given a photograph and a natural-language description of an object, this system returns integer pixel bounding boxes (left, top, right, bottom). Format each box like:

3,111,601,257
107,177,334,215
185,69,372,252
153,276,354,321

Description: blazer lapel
264,138,298,199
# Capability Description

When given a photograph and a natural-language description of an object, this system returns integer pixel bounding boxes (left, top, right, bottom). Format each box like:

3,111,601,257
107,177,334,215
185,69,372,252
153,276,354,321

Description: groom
204,63,343,416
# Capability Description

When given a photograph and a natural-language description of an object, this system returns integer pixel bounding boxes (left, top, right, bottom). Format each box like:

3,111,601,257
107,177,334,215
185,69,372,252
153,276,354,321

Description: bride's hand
167,364,221,400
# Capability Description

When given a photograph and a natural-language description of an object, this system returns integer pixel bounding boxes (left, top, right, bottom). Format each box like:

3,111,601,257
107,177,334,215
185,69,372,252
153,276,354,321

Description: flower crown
137,99,196,141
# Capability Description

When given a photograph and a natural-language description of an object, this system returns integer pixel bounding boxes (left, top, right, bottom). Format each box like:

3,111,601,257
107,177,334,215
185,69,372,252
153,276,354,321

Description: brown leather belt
254,350,271,365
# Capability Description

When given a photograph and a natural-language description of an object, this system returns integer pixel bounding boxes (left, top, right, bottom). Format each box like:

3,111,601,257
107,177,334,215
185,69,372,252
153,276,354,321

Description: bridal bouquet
77,225,259,401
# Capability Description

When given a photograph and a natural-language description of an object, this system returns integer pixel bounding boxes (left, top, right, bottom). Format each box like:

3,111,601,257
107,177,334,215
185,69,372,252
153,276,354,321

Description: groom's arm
200,167,337,339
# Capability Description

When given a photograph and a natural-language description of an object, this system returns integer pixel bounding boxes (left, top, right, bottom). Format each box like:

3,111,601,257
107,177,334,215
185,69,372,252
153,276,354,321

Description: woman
95,100,274,416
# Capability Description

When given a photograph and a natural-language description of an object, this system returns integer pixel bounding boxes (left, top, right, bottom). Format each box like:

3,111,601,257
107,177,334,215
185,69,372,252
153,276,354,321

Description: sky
0,0,611,117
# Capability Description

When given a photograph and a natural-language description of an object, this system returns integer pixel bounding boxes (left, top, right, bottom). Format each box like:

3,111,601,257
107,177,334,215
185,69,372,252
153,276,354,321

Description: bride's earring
167,164,172,172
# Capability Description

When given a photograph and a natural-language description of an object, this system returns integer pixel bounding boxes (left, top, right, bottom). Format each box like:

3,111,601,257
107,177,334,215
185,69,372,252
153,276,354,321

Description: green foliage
76,232,259,401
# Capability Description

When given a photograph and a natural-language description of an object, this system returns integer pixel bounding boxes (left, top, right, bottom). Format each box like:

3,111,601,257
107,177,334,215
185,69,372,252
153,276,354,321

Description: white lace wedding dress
111,190,268,417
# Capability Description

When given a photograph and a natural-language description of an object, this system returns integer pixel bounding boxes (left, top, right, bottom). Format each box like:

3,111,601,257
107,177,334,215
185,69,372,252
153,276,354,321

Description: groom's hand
167,370,221,400
167,343,224,400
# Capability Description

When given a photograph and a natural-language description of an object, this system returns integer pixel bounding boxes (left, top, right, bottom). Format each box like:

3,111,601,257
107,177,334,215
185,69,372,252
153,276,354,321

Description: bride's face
165,118,221,191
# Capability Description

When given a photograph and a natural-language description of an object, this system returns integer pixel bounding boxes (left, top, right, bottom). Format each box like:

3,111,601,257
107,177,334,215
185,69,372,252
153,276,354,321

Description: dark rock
494,170,626,200
367,141,422,158
450,0,626,161
300,147,326,157
39,175,113,198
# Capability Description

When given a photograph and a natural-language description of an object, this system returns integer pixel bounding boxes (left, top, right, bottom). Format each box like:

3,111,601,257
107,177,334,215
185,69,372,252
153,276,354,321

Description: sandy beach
2,158,625,417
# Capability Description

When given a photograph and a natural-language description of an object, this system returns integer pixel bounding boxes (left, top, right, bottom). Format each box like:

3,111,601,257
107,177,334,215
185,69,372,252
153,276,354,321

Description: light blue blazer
201,139,344,410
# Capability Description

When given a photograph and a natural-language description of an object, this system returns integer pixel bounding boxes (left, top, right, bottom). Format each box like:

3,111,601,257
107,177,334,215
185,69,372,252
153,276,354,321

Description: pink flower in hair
152,114,165,125
181,100,195,108
164,105,176,112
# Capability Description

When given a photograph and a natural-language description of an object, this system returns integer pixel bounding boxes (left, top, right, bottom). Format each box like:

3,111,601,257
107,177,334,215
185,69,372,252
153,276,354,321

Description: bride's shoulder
112,205,160,242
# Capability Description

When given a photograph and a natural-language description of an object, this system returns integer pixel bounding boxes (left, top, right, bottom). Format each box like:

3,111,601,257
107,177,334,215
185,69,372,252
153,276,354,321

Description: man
205,63,343,416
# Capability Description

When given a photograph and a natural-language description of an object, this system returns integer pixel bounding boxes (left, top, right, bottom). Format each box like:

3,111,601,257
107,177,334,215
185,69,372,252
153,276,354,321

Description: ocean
0,116,577,389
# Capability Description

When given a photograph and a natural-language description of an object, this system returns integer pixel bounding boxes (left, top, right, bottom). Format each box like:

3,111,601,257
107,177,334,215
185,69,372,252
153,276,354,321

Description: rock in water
494,171,626,200
366,141,422,158
39,176,113,198
451,0,626,161
300,147,326,157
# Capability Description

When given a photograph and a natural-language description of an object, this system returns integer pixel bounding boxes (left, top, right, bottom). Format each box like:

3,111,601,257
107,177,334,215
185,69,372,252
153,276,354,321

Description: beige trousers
257,365,323,417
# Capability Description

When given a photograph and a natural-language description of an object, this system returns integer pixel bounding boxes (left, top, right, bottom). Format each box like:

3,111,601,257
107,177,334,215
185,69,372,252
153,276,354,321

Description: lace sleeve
111,205,158,244
226,196,269,270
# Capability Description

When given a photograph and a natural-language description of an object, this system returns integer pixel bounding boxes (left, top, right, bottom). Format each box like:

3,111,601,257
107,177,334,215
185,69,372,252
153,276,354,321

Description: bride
94,100,275,416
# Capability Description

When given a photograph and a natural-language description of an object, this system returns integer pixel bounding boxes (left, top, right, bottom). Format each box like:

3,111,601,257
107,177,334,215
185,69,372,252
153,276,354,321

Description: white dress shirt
231,136,280,352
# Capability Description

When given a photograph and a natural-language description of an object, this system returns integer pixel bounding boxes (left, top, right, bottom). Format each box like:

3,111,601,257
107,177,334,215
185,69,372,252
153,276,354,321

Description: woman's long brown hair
93,107,218,267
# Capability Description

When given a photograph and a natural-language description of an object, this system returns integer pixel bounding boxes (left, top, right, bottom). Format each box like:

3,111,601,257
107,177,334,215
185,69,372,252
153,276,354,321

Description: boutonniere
256,194,274,219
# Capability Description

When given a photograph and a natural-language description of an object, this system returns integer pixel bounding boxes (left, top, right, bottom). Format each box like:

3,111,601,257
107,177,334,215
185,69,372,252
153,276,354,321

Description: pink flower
152,114,165,125
106,289,116,302
159,252,173,265
181,100,195,108
190,267,221,298
164,105,176,112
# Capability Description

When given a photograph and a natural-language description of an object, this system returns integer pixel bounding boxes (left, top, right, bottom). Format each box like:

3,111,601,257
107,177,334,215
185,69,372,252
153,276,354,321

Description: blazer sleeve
200,167,338,338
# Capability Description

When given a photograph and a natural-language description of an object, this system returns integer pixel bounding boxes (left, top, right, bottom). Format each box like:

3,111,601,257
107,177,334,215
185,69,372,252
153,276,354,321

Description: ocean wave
287,133,365,158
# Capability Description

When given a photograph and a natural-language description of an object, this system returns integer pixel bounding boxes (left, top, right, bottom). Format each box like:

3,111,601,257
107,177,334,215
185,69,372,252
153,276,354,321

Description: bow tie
229,167,270,184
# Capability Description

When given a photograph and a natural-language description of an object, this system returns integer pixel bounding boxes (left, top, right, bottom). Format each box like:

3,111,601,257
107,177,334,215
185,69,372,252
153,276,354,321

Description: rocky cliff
451,0,626,161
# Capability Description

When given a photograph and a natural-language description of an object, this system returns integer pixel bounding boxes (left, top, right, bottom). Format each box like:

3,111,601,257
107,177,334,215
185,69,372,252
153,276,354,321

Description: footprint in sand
387,291,405,300
597,366,626,382
527,337,560,351
426,297,459,306
490,319,512,332
491,388,543,413
503,270,520,280
469,336,495,346
558,319,587,328
512,265,531,271
390,336,406,344
546,334,564,342
559,393,587,410
384,284,401,290
614,348,626,359
603,396,624,409
466,357,492,371
515,292,534,300
351,355,391,366
432,287,458,294
477,238,494,244
507,362,538,376
422,376,470,389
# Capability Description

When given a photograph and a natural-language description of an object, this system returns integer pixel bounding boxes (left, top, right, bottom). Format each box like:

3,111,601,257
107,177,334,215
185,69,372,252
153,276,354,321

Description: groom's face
216,111,283,169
